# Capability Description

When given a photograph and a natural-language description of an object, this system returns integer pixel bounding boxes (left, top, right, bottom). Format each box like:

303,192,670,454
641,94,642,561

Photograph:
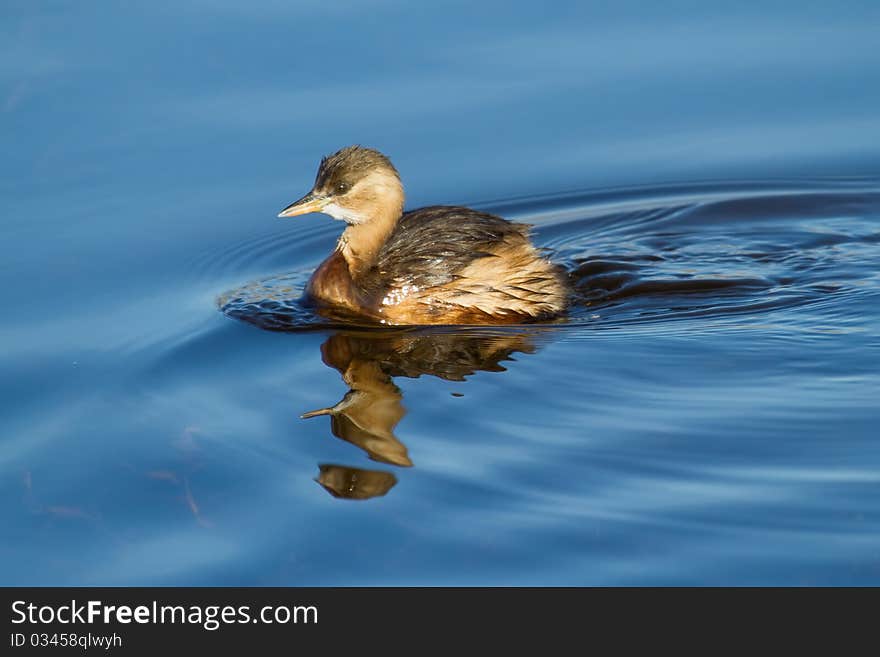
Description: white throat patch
323,201,367,224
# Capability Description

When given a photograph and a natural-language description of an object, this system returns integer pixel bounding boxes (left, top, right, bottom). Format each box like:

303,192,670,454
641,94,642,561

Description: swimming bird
278,145,568,324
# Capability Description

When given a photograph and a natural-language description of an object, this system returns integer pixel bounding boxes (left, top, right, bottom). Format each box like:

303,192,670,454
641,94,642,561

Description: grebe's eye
335,181,350,194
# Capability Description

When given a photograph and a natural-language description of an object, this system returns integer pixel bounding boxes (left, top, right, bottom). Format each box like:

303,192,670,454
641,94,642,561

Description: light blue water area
2,2,879,585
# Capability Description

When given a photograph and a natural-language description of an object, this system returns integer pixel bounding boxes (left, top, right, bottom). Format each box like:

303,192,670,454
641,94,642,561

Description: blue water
2,3,879,585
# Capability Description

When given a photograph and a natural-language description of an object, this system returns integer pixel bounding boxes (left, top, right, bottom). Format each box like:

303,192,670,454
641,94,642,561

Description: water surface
2,3,879,585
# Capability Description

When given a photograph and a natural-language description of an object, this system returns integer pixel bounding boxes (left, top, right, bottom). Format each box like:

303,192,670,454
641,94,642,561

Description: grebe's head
278,145,404,224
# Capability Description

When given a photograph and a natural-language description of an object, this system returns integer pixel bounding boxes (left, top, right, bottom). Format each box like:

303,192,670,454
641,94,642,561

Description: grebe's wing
370,206,531,290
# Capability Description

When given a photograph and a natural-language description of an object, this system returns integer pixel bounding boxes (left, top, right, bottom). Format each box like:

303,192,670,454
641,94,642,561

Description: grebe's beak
278,191,327,218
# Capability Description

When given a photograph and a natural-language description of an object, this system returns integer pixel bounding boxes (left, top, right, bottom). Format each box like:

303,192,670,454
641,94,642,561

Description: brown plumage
278,145,569,325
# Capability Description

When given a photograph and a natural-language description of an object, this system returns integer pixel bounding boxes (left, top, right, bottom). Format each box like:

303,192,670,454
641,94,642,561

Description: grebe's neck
337,174,404,279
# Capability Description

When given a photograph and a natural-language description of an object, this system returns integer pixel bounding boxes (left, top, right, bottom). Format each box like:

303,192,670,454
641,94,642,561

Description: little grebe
278,146,569,325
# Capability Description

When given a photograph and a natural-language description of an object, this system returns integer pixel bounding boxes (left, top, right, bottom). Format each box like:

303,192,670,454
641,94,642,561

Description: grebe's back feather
369,206,530,290
362,206,567,322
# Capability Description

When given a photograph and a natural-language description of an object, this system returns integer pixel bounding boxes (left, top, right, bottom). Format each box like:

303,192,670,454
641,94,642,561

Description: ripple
191,221,339,285
218,179,880,334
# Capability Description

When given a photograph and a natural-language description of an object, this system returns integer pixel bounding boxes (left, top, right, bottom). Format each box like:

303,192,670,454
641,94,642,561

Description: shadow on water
305,328,541,500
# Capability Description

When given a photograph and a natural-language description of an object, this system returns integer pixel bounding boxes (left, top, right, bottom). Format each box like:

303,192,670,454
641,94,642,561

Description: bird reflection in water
302,329,540,500
315,464,398,500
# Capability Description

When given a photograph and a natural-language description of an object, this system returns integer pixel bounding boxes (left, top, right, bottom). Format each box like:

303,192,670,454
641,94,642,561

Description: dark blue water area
2,3,880,585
